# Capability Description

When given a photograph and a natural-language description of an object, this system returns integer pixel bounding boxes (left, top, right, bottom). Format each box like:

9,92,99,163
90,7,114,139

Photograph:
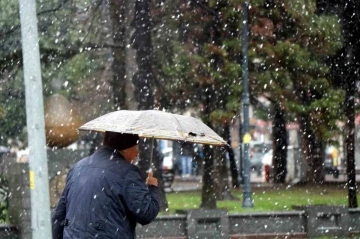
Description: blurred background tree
0,0,114,146
249,0,343,183
317,0,358,208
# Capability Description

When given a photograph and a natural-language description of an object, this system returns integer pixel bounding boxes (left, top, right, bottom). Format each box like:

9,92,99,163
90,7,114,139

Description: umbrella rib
128,111,144,135
173,114,186,139
207,135,228,145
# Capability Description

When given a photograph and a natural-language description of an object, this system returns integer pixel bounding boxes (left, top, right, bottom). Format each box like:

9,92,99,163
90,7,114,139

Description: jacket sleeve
51,168,73,239
123,168,161,225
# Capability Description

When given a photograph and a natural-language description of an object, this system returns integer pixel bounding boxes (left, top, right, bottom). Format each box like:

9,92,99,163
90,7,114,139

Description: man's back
52,146,160,239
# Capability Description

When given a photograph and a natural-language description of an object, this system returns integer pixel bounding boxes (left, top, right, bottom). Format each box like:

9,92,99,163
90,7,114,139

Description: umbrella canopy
79,110,227,146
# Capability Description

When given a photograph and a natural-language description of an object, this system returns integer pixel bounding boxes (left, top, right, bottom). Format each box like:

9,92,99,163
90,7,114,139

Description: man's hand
146,171,158,187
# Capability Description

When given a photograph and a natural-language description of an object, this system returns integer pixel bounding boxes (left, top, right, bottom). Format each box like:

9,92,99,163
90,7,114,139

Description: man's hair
103,131,139,150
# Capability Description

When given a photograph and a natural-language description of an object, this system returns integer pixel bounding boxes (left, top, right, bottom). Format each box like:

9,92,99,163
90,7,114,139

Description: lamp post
19,0,52,237
241,0,253,208
238,119,243,184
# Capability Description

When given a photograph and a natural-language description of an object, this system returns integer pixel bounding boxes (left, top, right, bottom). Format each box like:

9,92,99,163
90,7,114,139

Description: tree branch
0,0,71,38
0,42,122,73
190,0,220,20
37,0,71,15
82,0,104,43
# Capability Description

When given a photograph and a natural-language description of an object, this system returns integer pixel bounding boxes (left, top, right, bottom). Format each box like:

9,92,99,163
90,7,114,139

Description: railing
1,208,359,238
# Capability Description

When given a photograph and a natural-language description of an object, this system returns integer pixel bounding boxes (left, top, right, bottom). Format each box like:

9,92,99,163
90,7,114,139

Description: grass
163,184,359,214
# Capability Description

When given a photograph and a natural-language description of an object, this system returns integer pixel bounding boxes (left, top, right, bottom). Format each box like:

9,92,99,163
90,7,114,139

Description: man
52,131,160,239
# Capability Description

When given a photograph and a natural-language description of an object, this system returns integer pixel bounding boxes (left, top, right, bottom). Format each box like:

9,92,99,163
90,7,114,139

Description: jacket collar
97,145,126,160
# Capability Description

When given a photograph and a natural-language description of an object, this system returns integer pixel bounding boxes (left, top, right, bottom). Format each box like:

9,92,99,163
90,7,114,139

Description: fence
1,207,360,238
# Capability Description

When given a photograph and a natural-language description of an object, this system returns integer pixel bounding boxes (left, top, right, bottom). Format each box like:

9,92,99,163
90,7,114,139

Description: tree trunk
214,145,226,198
109,0,127,110
312,137,324,183
133,0,168,210
200,88,216,209
298,114,323,183
214,126,239,200
227,139,240,188
345,47,358,208
271,103,287,183
133,0,153,109
342,0,359,209
208,0,239,202
293,77,324,184
201,144,216,208
316,0,358,206
124,0,137,110
345,77,357,208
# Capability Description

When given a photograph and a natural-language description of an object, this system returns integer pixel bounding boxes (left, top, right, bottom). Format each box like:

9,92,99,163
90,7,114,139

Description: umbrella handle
149,137,154,172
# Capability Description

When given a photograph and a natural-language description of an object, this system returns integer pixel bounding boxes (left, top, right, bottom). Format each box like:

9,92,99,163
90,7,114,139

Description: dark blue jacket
52,146,161,239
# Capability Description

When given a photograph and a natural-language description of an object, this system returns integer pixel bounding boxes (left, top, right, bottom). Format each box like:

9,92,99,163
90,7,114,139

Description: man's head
103,131,139,163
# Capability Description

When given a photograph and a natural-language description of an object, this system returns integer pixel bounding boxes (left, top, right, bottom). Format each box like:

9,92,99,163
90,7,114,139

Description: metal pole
19,0,52,237
149,137,154,172
238,115,244,184
241,0,253,208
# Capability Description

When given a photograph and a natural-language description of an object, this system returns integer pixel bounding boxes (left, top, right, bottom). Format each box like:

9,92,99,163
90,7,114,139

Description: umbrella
79,110,226,146
78,110,227,170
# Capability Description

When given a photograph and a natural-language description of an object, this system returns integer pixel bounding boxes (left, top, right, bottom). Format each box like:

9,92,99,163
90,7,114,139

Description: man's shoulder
72,147,130,171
